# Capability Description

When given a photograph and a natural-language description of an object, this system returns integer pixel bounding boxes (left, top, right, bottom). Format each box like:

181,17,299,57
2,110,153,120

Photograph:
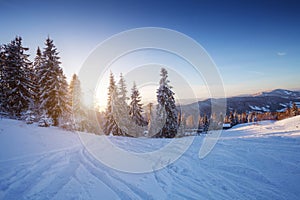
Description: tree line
0,36,92,131
102,68,178,138
182,103,299,132
0,36,180,138
1,36,299,138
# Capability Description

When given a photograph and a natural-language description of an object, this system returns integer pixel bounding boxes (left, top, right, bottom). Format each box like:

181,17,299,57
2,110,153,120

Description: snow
277,102,300,112
249,105,262,110
280,103,287,107
262,107,270,112
222,123,231,128
249,105,270,112
1,117,300,199
284,90,292,95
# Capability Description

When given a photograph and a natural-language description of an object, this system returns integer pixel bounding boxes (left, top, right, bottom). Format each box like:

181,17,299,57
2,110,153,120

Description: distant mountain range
179,89,300,117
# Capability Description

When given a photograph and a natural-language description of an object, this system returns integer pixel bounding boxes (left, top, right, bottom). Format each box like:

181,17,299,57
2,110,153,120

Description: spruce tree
147,103,157,136
291,102,298,116
32,47,43,112
155,68,178,138
69,74,89,131
129,82,146,127
38,37,70,126
69,74,82,116
0,45,5,113
103,72,120,135
229,111,234,125
112,73,131,136
202,114,209,133
0,37,34,117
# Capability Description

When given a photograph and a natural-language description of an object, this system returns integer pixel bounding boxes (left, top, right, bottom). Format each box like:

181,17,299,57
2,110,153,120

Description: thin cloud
247,70,264,76
277,52,287,56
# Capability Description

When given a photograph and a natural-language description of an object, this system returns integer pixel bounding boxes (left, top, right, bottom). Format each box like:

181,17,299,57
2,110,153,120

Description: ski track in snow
0,117,300,199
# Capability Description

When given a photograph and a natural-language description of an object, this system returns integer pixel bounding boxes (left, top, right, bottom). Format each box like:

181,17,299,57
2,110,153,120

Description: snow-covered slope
0,117,300,199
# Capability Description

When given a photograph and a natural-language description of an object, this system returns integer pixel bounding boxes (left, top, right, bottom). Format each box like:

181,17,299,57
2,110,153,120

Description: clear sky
1,0,300,107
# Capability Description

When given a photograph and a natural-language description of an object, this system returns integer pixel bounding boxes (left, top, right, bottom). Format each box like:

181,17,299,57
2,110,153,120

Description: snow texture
1,116,300,199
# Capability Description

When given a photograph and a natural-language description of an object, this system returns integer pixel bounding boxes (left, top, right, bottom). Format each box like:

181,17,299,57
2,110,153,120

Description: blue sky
1,0,300,101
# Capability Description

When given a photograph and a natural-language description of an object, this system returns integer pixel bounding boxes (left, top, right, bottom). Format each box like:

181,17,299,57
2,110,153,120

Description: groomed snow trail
0,116,300,199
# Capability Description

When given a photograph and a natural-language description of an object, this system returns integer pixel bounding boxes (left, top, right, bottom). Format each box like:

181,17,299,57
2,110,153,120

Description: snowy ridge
180,89,300,117
0,117,300,199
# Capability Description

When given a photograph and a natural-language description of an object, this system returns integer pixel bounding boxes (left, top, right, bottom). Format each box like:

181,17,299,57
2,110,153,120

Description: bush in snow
21,110,36,124
38,114,53,127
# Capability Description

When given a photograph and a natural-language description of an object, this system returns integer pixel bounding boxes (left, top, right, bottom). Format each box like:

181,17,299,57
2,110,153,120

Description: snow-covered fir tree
229,111,234,125
111,73,132,136
177,112,186,137
155,68,178,138
202,114,209,133
69,74,90,131
0,37,34,117
129,82,147,127
38,37,70,126
103,72,121,135
0,44,5,113
69,74,82,115
291,102,298,116
31,47,43,112
147,103,157,137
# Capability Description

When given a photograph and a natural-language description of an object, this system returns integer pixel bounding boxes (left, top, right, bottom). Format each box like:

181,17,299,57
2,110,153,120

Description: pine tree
103,72,120,135
129,82,147,127
219,113,224,124
69,74,82,116
197,115,203,130
155,68,178,138
291,102,298,116
147,103,157,137
176,112,186,136
111,73,131,136
0,44,5,113
186,115,195,129
69,74,89,131
38,37,70,126
229,111,234,125
32,47,43,112
210,112,219,129
202,114,209,133
234,111,239,125
0,37,34,117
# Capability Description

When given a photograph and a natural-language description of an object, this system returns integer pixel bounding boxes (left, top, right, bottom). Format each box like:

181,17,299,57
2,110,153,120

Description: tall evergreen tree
112,73,131,136
147,102,157,137
69,74,82,116
38,37,70,126
202,114,209,133
103,72,121,135
0,44,5,113
229,111,234,125
32,47,43,111
129,82,146,127
155,68,178,138
0,37,34,117
69,74,89,131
